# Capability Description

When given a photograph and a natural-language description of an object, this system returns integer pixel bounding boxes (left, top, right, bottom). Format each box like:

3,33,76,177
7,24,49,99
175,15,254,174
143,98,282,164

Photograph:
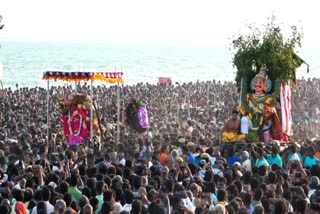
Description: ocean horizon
0,41,319,89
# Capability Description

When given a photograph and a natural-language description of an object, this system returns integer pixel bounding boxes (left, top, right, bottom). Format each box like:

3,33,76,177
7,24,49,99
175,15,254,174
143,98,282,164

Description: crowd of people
0,77,319,214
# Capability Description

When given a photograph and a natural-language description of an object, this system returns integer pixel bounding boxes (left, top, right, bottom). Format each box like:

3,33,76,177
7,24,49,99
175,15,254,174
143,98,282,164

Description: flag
0,59,3,80
281,82,293,137
292,52,309,73
158,77,171,85
292,53,309,89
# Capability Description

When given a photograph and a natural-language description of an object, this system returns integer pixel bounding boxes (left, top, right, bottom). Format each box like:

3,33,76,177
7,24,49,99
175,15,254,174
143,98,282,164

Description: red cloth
15,201,27,214
159,153,169,166
158,77,171,84
315,152,320,160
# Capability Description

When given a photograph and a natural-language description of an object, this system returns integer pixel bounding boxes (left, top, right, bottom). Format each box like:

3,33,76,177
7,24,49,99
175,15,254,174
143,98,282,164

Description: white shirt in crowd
119,158,126,166
210,157,216,166
182,196,196,212
240,116,249,134
242,159,252,172
309,189,317,198
122,203,132,213
31,201,54,214
290,153,300,161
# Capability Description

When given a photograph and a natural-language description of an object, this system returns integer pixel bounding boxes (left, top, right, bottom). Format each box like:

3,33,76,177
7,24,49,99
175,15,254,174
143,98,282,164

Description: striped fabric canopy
43,71,124,83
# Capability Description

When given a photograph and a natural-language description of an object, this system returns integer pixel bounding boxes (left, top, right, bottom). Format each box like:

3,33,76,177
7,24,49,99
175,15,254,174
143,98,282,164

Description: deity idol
60,93,100,145
240,66,283,142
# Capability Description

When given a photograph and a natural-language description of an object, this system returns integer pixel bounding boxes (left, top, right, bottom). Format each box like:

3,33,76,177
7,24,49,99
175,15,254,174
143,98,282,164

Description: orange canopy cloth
43,71,124,83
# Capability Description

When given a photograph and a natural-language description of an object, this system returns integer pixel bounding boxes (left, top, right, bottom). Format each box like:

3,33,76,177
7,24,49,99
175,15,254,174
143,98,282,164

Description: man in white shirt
31,186,54,214
289,144,300,161
118,153,126,166
122,190,134,212
309,176,320,197
241,151,252,172
240,115,250,134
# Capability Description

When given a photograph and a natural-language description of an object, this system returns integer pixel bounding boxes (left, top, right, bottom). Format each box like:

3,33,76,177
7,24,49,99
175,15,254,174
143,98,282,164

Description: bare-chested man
222,110,240,142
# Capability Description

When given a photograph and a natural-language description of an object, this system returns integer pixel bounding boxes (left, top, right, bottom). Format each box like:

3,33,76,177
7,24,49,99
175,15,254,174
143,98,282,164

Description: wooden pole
117,83,120,144
47,79,50,144
177,103,180,120
92,99,104,137
0,80,4,98
187,91,190,119
115,66,120,144
239,77,243,106
0,60,3,93
90,80,93,140
207,83,210,116
122,100,125,125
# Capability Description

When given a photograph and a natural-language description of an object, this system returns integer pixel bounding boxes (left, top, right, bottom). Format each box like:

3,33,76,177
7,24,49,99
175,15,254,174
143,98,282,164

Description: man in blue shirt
182,145,196,164
266,145,283,167
227,148,241,166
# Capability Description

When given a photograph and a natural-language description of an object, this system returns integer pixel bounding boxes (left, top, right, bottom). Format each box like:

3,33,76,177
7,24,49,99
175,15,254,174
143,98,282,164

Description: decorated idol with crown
240,65,283,142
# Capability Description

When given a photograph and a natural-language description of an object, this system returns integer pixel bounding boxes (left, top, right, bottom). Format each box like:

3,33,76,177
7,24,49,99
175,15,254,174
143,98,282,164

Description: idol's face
254,78,266,94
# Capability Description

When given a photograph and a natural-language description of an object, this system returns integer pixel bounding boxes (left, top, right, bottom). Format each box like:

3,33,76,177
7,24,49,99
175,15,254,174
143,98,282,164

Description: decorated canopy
43,71,124,83
43,70,124,144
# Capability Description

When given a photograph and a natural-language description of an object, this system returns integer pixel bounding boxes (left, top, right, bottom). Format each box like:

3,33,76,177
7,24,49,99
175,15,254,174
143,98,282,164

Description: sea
0,41,319,89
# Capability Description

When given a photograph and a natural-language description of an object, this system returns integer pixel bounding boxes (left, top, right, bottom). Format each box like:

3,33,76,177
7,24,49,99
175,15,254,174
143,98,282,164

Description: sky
1,0,320,48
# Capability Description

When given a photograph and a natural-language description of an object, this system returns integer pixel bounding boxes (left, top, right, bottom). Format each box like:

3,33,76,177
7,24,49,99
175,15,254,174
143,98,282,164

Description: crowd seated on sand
0,77,319,214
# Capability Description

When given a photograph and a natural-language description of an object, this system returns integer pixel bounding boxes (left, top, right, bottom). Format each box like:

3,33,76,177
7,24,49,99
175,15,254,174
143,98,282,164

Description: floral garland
222,132,237,142
125,98,149,133
68,110,84,137
60,93,99,144
237,134,246,141
246,94,263,128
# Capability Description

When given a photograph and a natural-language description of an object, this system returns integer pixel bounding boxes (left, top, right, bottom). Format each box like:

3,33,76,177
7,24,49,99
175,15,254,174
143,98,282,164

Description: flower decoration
237,134,246,141
125,98,149,133
222,132,237,142
60,93,99,144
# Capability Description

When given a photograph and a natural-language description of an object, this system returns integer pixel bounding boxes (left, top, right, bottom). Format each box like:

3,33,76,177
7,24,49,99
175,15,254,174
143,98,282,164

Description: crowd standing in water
0,77,319,214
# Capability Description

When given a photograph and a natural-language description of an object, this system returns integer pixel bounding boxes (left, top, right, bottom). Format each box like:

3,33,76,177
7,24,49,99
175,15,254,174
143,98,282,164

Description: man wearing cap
178,137,186,144
241,151,252,172
159,145,170,167
309,176,320,197
187,142,195,151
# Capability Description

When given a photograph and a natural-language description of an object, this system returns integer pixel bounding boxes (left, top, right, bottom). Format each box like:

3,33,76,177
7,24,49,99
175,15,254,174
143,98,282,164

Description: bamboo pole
116,66,121,144
92,99,104,141
47,79,50,144
177,103,180,120
207,83,210,116
187,91,190,119
117,83,120,144
90,79,93,140
239,77,243,105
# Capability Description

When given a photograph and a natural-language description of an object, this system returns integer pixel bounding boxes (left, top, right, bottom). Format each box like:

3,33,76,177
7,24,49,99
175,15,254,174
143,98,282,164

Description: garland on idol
125,98,149,133
60,93,99,145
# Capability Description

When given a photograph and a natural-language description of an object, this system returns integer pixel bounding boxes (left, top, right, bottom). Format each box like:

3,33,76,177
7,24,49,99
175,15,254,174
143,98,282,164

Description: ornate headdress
250,65,272,93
